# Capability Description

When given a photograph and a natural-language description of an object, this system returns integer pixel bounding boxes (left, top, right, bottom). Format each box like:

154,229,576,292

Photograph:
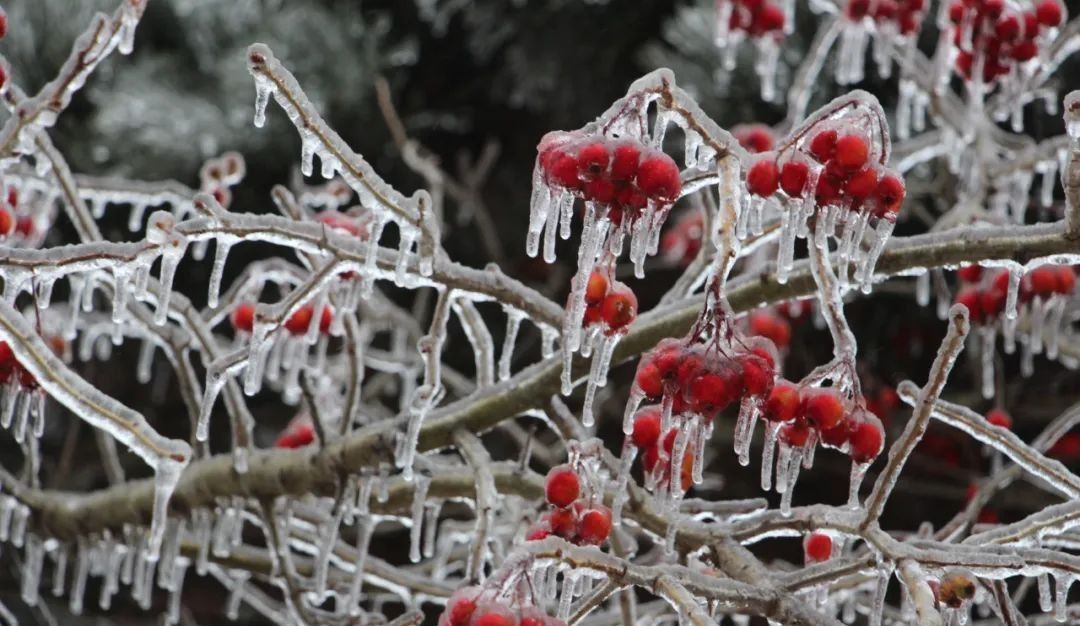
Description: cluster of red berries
948,0,1065,82
537,132,682,226
745,129,905,220
526,465,613,546
1,188,38,240
274,414,316,448
439,588,567,626
231,302,334,336
733,124,776,154
629,407,696,492
954,265,1075,324
845,0,926,35
660,209,704,268
0,341,38,390
747,309,792,350
199,152,245,209
803,532,833,564
723,0,786,37
763,382,885,463
634,336,779,422
582,271,638,334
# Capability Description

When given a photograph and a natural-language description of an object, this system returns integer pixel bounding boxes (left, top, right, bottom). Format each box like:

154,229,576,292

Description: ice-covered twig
452,429,495,583
897,560,943,626
0,0,148,161
862,304,970,525
654,575,721,626
1064,91,1080,238
895,386,1080,499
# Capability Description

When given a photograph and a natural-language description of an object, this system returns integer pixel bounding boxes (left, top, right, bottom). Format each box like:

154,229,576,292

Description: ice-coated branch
895,386,1080,499
451,429,495,583
862,304,970,525
0,0,147,161
654,576,720,626
1064,91,1080,238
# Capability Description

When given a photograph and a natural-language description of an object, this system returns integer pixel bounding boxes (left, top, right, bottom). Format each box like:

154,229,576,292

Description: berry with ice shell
748,309,792,349
985,408,1012,430
631,406,662,448
274,414,316,449
803,532,832,563
733,124,776,153
660,209,705,267
231,303,256,333
544,465,581,508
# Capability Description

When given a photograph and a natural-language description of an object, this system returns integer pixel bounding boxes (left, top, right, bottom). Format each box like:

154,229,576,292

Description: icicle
422,501,440,559
499,309,524,382
868,564,894,626
21,535,43,605
226,571,249,620
526,171,552,258
409,473,431,563
345,518,374,616
1005,267,1020,320
70,539,89,615
980,327,995,400
761,421,780,491
1053,575,1071,622
252,75,271,127
916,272,930,307
848,462,869,508
1038,573,1053,612
779,447,804,515
581,334,619,428
207,241,231,309
52,546,67,597
733,397,757,466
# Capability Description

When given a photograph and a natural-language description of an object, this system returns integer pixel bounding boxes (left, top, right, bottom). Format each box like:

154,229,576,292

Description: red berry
898,11,920,34
275,416,315,449
319,307,333,334
585,177,616,204
1028,266,1058,297
849,418,885,463
687,370,739,417
834,134,869,170
871,174,905,218
753,3,785,32
874,0,898,20
736,126,775,153
231,303,256,333
1035,0,1063,26
525,523,551,541
815,175,843,206
600,283,637,331
847,0,871,19
611,143,642,181
636,154,682,202
954,286,985,324
577,142,610,177
473,613,515,626
14,216,32,237
1056,266,1076,295
986,408,1013,430
740,353,775,397
844,168,879,202
749,310,792,348
746,160,780,197
948,1,966,23
808,129,838,162
0,208,13,236
577,506,612,545
641,445,661,473
801,388,846,431
780,419,812,447
1023,11,1041,37
820,417,854,448
1012,39,1038,61
284,305,314,335
995,14,1020,39
779,161,810,198
583,303,603,327
585,271,609,306
547,153,581,189
548,507,578,538
957,265,983,282
545,465,581,508
631,407,662,448
444,592,478,626
804,532,833,563
764,380,801,422
981,0,1004,19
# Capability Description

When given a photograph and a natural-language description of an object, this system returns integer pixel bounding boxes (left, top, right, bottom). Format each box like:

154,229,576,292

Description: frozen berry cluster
660,209,705,268
953,265,1075,324
746,128,906,221
582,271,638,334
274,414,316,449
537,132,682,226
845,0,927,36
1,187,44,242
231,302,335,336
948,0,1065,82
526,465,613,546
199,152,246,209
438,588,567,626
722,0,787,37
628,407,696,492
633,336,780,424
763,382,885,463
